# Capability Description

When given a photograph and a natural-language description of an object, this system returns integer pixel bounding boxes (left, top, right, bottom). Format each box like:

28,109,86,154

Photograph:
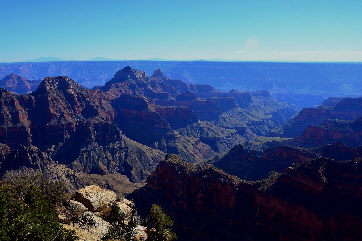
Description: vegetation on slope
0,169,77,240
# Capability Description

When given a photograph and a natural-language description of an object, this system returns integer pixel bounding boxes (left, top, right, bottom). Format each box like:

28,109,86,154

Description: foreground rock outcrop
61,185,147,241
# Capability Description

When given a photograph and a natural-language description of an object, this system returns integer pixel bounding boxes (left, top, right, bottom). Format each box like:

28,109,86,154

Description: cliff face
0,75,166,181
288,117,362,148
213,144,316,181
131,153,362,241
283,97,362,138
131,154,246,241
0,76,115,148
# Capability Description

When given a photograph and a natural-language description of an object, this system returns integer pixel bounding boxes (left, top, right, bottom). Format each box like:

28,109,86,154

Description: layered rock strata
0,66,297,182
131,153,362,241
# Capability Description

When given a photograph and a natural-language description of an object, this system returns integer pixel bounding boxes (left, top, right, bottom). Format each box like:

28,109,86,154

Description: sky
1,0,361,62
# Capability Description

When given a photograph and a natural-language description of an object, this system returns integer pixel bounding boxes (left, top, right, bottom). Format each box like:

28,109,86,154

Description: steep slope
211,142,362,181
283,97,362,138
290,117,362,147
131,152,362,241
0,76,166,182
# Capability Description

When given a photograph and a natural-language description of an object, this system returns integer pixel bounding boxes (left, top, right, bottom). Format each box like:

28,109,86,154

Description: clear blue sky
1,0,361,62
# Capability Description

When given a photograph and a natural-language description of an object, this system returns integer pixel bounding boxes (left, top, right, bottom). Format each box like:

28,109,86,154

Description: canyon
0,66,296,184
132,151,362,241
1,64,362,240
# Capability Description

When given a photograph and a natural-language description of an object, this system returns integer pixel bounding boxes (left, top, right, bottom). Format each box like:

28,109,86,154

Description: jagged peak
33,76,83,94
152,69,164,78
107,66,148,86
1,73,28,83
3,73,22,78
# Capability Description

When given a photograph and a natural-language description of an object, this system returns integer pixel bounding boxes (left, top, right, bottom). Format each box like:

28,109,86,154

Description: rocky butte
0,73,41,94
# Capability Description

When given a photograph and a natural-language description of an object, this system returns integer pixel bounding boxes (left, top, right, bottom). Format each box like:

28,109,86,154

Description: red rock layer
132,154,362,241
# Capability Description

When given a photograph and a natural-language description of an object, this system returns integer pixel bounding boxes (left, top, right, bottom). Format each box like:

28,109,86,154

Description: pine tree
146,204,177,241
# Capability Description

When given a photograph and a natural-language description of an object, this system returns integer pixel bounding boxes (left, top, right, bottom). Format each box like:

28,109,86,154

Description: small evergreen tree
104,203,139,241
146,204,177,241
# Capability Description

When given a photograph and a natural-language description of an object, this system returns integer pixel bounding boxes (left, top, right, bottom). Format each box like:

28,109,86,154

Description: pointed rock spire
109,66,148,85
152,69,164,78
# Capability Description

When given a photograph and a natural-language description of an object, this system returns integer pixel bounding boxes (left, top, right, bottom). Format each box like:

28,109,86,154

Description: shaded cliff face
0,75,166,181
212,142,362,181
283,97,362,138
284,117,362,148
130,154,246,241
212,144,316,181
131,152,362,241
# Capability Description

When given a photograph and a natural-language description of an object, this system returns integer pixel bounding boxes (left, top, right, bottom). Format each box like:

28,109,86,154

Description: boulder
74,185,118,212
133,225,148,241
116,198,133,218
64,211,111,241
68,200,88,213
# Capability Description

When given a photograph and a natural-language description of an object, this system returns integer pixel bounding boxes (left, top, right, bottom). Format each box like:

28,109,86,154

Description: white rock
75,185,118,212
133,225,148,241
69,200,88,212
77,211,111,239
116,200,133,217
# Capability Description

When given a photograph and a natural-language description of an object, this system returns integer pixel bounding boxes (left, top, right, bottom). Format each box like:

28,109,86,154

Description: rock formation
0,73,41,94
74,185,118,212
292,117,362,147
0,66,297,185
61,185,147,241
283,97,362,138
131,152,362,241
212,142,362,181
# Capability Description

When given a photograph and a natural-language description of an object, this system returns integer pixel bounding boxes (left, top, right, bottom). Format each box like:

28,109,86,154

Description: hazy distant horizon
2,57,362,64
1,0,361,63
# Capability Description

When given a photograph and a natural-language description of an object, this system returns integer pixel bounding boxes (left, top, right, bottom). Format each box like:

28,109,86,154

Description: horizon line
1,59,362,64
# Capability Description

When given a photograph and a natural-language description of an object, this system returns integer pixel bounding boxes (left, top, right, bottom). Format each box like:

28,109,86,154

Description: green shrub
0,185,77,241
3,168,67,206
